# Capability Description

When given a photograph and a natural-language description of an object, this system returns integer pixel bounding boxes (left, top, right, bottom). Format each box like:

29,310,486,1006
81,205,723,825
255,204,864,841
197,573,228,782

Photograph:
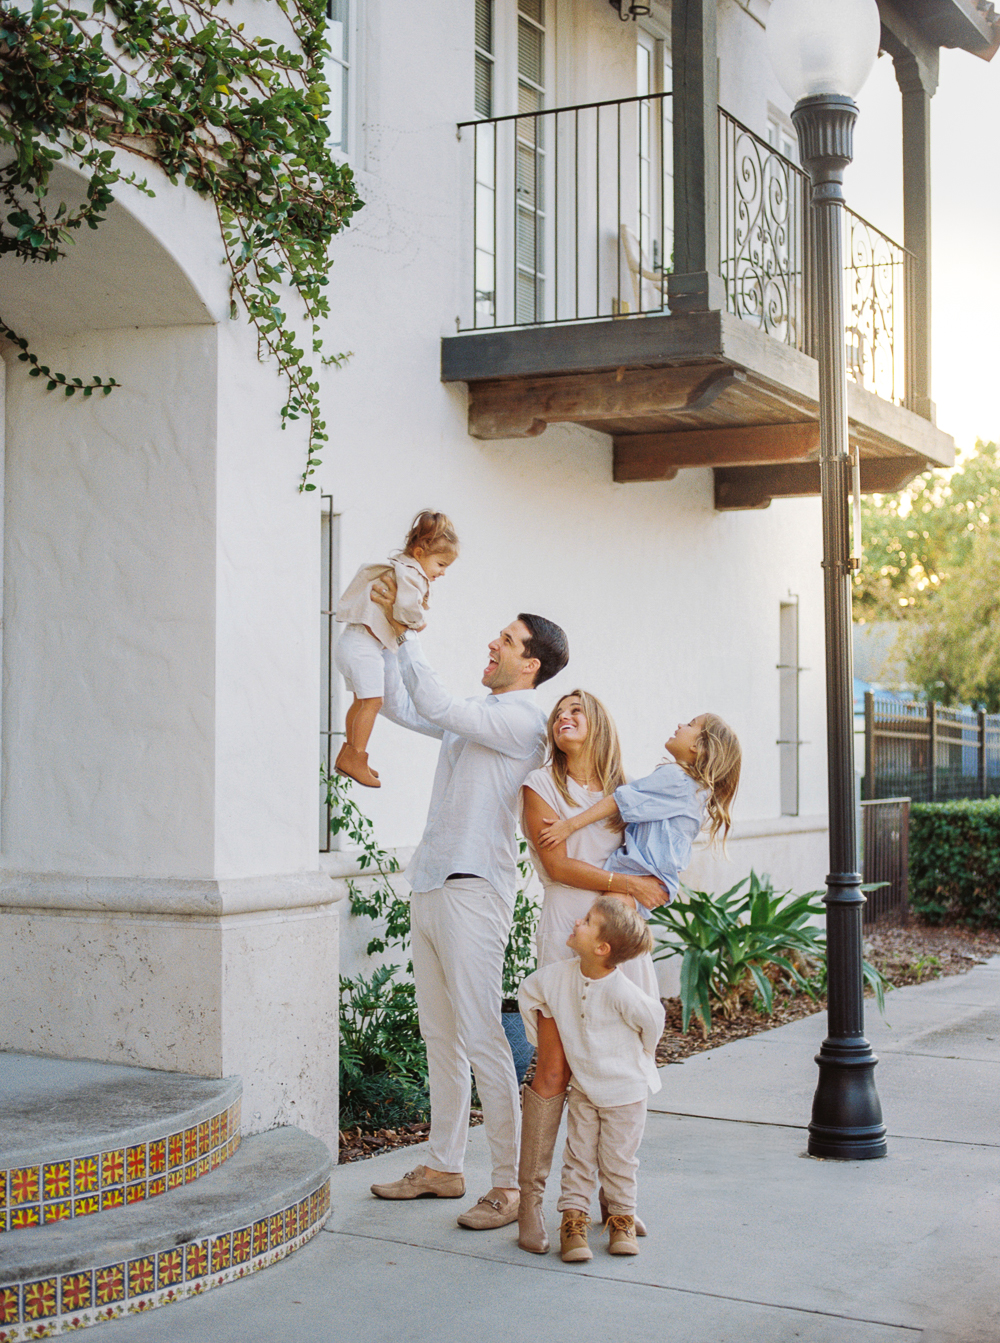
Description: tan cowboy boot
517,1086,566,1254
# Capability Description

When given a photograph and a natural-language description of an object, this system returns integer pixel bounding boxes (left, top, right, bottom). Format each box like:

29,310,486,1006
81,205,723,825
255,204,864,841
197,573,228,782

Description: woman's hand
627,874,671,910
538,816,574,849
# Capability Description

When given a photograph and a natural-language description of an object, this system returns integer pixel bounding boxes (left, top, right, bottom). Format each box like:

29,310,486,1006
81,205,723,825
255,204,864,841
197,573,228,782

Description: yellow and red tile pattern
0,1100,241,1235
0,1177,330,1339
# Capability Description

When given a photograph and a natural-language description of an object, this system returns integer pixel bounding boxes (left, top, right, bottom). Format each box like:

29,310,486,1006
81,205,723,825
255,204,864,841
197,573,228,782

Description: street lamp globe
766,0,881,102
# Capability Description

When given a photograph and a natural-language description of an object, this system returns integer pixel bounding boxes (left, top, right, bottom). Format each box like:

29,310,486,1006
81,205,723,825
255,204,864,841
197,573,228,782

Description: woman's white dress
521,767,660,1000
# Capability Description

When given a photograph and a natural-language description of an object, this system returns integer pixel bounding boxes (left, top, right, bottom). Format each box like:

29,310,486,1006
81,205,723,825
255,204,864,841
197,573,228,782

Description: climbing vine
0,0,363,488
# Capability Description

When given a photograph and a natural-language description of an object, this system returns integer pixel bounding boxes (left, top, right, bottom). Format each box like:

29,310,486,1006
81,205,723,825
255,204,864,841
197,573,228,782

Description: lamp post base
808,1041,887,1159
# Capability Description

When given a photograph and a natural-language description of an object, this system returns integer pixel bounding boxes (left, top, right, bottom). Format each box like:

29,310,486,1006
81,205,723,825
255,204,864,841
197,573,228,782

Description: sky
848,44,1000,458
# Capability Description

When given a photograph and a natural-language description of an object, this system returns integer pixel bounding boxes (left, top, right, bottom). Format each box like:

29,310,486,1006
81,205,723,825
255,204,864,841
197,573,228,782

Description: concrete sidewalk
104,957,1000,1343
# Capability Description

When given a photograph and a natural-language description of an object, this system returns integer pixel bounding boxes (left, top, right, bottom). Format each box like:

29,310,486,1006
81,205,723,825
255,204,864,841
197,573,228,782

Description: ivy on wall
0,0,363,488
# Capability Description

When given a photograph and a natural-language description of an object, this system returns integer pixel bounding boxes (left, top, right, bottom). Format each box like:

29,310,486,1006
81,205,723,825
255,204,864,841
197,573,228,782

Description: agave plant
648,870,886,1036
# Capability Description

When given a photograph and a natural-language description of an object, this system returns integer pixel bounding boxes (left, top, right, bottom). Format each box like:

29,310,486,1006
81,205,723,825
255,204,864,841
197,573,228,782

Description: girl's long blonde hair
547,690,627,834
683,713,741,846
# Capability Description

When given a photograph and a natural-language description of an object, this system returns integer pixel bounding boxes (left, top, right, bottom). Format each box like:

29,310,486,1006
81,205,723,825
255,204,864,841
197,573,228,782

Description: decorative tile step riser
0,1102,241,1234
0,1178,330,1339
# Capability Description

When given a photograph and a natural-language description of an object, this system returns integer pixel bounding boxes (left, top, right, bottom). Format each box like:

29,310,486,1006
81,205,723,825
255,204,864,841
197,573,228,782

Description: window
766,109,797,163
471,0,550,324
778,599,801,817
475,0,494,118
514,0,547,323
635,25,672,291
320,499,342,851
325,0,354,156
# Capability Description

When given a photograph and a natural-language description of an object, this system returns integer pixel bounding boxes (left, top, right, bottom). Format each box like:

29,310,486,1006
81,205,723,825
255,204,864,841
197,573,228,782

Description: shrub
909,799,1000,928
338,966,429,1130
649,871,886,1036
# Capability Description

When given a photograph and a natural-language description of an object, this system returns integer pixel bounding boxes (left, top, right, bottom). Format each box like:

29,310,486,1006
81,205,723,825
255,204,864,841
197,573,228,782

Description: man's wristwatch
395,631,408,646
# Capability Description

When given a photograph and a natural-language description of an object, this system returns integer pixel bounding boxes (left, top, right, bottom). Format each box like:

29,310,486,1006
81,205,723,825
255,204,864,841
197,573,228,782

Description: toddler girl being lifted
334,510,459,787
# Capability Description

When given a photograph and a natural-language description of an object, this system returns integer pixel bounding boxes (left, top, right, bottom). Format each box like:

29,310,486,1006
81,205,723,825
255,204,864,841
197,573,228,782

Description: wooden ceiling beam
714,456,929,511
467,364,729,439
614,422,819,482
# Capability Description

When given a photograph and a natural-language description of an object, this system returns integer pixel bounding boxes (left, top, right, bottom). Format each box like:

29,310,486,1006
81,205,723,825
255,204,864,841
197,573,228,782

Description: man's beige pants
411,878,520,1189
557,1086,647,1217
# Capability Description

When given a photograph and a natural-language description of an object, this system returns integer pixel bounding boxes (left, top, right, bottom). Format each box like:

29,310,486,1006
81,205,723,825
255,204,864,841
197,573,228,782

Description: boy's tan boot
599,1187,647,1236
559,1210,592,1262
335,743,381,788
607,1214,639,1256
517,1086,566,1254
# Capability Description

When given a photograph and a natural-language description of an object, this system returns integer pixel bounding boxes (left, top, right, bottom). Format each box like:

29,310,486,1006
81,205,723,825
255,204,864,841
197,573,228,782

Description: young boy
518,897,665,1260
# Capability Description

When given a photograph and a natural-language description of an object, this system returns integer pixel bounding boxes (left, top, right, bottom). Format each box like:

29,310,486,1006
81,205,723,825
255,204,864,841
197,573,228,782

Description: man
367,599,568,1229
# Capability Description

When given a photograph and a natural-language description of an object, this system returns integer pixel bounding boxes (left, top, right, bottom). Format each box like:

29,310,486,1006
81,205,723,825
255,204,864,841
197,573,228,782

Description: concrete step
0,1054,241,1235
0,1126,332,1337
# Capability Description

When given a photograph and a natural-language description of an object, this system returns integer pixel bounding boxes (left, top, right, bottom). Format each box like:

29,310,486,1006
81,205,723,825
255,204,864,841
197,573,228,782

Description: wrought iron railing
843,208,914,409
718,109,913,408
719,109,810,351
458,99,913,411
863,692,1000,803
457,92,673,329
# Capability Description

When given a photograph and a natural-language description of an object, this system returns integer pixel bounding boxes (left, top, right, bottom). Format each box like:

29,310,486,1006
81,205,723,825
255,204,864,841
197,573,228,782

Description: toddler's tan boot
607,1214,639,1256
559,1210,592,1262
335,743,381,788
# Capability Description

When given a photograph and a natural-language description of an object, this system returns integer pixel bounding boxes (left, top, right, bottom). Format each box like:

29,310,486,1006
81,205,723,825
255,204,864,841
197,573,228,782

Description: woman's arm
537,793,620,849
522,788,668,909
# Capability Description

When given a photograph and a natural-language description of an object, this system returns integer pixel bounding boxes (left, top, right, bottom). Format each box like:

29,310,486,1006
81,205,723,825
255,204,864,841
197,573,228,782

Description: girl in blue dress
538,713,742,900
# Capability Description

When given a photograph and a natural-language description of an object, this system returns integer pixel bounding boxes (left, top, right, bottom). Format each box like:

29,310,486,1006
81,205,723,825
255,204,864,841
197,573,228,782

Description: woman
517,689,668,1253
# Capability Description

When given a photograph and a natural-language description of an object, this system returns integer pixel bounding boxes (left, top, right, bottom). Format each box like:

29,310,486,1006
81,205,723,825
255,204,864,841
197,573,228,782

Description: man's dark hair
518,613,569,687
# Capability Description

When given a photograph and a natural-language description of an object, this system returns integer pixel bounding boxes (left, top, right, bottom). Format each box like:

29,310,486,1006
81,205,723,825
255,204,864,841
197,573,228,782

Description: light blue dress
605,761,706,901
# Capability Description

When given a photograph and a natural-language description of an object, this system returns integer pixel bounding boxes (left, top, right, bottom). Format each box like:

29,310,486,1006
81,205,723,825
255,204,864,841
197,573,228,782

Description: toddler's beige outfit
335,556,429,698
519,957,664,1218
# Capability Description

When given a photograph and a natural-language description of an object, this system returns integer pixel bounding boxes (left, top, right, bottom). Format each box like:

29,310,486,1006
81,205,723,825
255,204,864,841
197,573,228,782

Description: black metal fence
861,797,910,927
863,692,1000,803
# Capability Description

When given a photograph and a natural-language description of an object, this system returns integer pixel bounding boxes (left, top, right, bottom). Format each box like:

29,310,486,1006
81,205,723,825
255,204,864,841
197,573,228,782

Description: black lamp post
767,0,888,1160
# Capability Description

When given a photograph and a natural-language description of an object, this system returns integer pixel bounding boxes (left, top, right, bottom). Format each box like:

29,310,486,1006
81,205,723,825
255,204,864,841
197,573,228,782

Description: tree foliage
854,440,1000,621
0,0,363,486
904,526,1000,711
854,441,1000,710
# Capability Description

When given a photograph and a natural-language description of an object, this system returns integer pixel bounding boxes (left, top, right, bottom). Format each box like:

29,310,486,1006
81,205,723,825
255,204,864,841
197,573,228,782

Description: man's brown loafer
370,1165,465,1200
456,1188,520,1229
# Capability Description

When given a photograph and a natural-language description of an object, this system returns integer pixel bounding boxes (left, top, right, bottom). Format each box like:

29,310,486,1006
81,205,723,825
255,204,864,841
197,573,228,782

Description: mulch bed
339,917,1000,1163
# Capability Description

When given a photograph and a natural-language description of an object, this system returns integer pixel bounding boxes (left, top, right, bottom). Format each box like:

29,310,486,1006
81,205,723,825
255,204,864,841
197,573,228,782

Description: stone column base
0,872,342,1153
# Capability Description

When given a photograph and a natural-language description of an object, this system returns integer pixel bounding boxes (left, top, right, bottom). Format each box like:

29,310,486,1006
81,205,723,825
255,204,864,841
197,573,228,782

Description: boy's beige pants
557,1086,647,1217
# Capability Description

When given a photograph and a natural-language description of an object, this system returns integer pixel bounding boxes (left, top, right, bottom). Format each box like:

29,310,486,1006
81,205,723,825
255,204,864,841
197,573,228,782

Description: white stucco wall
0,149,338,1144
315,0,829,900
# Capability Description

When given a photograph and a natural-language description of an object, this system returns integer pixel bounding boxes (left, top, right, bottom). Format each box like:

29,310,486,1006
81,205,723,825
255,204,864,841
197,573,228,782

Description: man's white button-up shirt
381,639,547,904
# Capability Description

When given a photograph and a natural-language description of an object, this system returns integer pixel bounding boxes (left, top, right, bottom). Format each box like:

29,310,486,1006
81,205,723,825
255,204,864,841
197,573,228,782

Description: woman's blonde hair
546,690,626,834
402,510,459,558
591,897,654,966
683,713,741,846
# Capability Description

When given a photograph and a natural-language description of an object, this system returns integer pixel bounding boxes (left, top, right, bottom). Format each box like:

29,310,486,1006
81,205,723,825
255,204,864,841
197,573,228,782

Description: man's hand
627,874,671,910
370,569,407,639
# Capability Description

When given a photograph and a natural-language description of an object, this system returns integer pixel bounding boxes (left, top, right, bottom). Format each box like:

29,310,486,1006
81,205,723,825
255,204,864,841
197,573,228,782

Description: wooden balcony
441,305,954,510
445,3,966,509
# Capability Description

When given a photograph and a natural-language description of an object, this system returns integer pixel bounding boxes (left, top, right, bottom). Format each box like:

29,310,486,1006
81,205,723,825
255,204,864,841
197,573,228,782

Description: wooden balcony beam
614,422,819,482
467,364,731,440
714,456,928,511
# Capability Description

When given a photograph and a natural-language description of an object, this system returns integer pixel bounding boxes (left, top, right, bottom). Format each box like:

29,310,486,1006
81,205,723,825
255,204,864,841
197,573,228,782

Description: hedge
909,798,1000,927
